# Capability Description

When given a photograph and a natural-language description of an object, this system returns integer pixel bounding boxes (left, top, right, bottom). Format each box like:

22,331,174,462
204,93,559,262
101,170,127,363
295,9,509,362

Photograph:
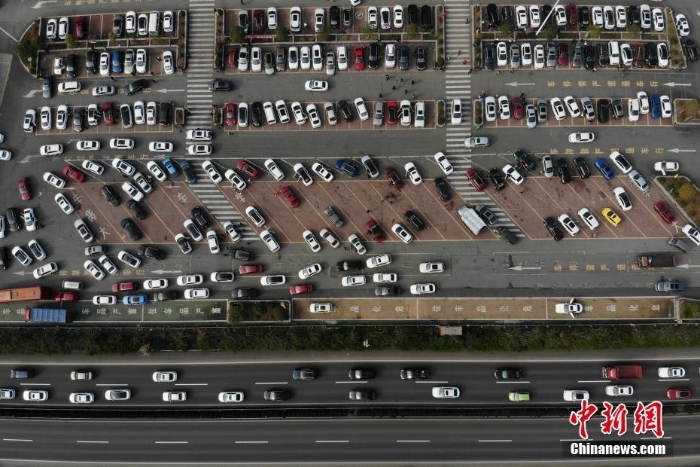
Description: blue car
111,51,122,73
122,294,148,306
180,159,198,185
649,94,661,119
594,158,615,180
162,157,180,178
335,159,359,177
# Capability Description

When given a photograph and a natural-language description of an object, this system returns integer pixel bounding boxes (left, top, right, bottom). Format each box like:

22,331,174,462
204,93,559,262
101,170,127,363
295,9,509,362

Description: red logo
570,401,665,439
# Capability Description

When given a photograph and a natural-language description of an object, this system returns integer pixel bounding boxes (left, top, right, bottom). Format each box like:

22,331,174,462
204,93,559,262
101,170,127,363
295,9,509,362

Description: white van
608,41,620,66
414,101,425,128
62,280,84,290
57,81,81,94
263,101,277,125
148,11,160,35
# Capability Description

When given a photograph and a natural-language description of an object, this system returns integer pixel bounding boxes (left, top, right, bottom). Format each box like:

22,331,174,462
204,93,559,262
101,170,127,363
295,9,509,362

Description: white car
563,96,581,118
591,7,603,27
294,163,313,186
434,152,453,175
385,43,396,68
312,44,324,71
12,246,32,267
77,140,101,152
485,96,497,122
144,279,169,290
307,104,322,129
354,97,369,121
251,47,262,72
303,230,322,253
502,165,524,185
613,186,632,211
521,42,533,67
368,7,378,29
309,303,334,313
224,169,247,190
153,371,178,383
291,101,307,125
290,7,302,32
261,275,286,286
605,385,634,397
46,18,57,39
348,234,366,255
419,262,444,274
497,95,510,120
496,41,508,67
260,230,280,253
299,263,322,280
337,45,348,71
163,391,187,402
558,214,580,236
58,19,69,40
133,101,145,125
432,386,460,399
55,193,74,214
187,144,212,156
245,206,265,227
609,151,633,174
177,274,204,286
299,46,311,70
304,80,329,92
211,272,234,283
654,161,679,175
366,254,392,269
451,99,462,124
615,5,627,29
202,160,222,184
112,158,136,176
110,138,135,150
147,161,167,182
628,170,649,193
83,260,105,281
99,52,110,76
563,390,589,402
43,172,66,189
23,390,49,402
163,11,175,33
637,92,649,114
55,105,68,130
603,6,615,30
577,208,599,230
391,223,413,244
682,224,700,246
314,8,325,32
186,129,212,141
184,288,209,299
238,46,249,72
264,159,285,181
40,144,63,157
311,162,334,182
568,132,595,143
149,141,174,153
121,181,143,202
652,8,664,32
92,85,116,97
22,208,37,232
660,95,672,118
675,14,690,37
320,228,340,248
628,98,640,122
218,392,245,403
373,273,397,283
550,97,566,121
93,295,117,306
135,48,148,74
658,367,686,379
465,137,490,148
411,283,435,295
69,392,95,404
222,222,241,243
342,275,366,287
515,5,528,29
404,162,422,185
393,5,403,28
146,101,157,125
98,255,118,275
533,44,545,69
117,250,142,268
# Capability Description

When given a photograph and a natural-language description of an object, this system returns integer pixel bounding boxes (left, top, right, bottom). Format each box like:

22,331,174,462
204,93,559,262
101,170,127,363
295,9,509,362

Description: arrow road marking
666,148,696,154
509,266,542,271
675,264,700,269
505,82,536,87
155,88,185,94
151,269,182,274
663,82,692,87
23,90,42,98
32,0,58,9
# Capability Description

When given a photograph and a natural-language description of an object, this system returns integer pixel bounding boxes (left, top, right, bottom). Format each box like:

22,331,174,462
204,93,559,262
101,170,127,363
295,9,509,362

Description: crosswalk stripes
185,0,251,236
442,0,523,236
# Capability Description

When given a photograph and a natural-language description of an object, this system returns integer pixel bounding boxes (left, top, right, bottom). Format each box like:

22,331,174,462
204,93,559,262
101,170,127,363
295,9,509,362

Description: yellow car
602,208,622,226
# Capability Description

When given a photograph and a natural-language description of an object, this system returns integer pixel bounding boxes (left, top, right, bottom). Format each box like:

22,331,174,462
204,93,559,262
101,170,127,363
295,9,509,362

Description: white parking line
235,441,268,444
478,439,512,443
3,439,32,442
77,440,109,444
95,383,129,386
396,440,430,443
316,440,349,443
254,382,288,385
335,381,366,384
19,383,50,386
495,381,531,384
154,441,188,444
416,380,447,384
174,383,208,386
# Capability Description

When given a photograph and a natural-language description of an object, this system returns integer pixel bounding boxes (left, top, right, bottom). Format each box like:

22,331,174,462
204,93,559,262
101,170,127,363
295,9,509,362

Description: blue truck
23,307,69,323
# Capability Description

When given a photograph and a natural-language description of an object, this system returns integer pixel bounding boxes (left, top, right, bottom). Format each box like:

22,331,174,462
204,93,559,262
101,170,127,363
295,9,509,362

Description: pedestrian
467,68,473,75
156,55,161,61
510,67,514,73
152,79,157,83
378,93,383,98
461,59,467,65
150,71,155,76
496,70,500,76
400,78,404,83
465,18,470,24
392,85,396,90
457,50,461,56
110,76,115,81
404,89,408,95
592,67,597,72
412,93,416,99
411,79,415,85
520,93,525,99
385,74,390,80
446,55,451,61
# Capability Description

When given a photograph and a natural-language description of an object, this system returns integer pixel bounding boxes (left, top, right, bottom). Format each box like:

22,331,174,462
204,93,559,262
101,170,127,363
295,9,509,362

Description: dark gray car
546,42,557,67
399,45,410,70
42,76,52,99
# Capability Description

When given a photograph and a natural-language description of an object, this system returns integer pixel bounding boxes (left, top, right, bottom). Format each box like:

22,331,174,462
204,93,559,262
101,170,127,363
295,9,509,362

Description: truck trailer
602,365,643,380
23,307,69,324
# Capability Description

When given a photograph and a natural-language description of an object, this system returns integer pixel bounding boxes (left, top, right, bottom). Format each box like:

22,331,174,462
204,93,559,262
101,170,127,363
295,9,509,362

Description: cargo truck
602,365,642,380
23,307,69,323
457,205,487,236
636,253,675,268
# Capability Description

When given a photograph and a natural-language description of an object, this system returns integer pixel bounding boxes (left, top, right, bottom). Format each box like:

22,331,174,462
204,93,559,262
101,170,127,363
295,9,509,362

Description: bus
0,287,49,304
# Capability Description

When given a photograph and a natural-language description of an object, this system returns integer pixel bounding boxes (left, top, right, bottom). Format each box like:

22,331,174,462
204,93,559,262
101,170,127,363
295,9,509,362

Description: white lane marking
641,436,673,440
396,440,430,443
174,383,208,386
154,441,188,444
95,384,129,387
495,381,531,384
478,439,512,443
416,380,447,384
561,439,592,442
19,383,50,386
77,440,109,444
335,381,366,384
3,439,32,442
578,380,610,383
254,382,288,385
235,441,269,444
657,379,689,382
316,440,349,443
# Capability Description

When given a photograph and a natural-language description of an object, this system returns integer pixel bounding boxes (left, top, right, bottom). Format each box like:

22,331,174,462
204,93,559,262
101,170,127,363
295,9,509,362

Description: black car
292,368,317,380
209,79,232,92
572,42,582,68
113,15,124,37
597,44,609,67
420,5,433,30
486,4,500,27
404,211,425,231
514,150,537,172
475,204,497,226
399,45,410,70
348,368,375,380
597,99,610,123
238,11,250,34
349,389,376,401
85,50,97,74
610,97,624,119
407,4,419,25
65,54,76,78
251,101,263,127
628,5,640,25
573,157,591,179
368,43,380,69
101,186,120,206
583,45,596,70
375,286,401,296
175,235,192,255
128,200,147,220
489,168,506,191
556,158,571,184
495,226,518,245
483,44,495,71
232,287,259,299
541,5,552,24
253,10,265,33
125,78,149,96
400,368,430,380
644,42,658,67
494,368,522,380
230,249,253,261
578,6,590,28
138,246,166,260
6,208,20,232
544,217,563,241
414,46,426,71
180,159,197,185
120,105,132,127
501,6,514,27
342,8,352,27
191,206,211,229
264,389,290,401
336,260,363,272
329,6,339,29
682,39,699,62
337,100,354,121
0,247,7,270
72,107,84,132
120,218,142,241
152,291,178,302
434,177,451,201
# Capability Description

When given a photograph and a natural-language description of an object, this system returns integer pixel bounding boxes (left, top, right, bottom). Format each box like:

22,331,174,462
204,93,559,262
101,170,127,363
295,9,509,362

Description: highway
0,416,696,464
1,357,697,407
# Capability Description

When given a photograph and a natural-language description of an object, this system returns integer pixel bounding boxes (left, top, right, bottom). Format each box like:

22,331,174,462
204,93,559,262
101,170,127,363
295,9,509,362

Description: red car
366,220,386,242
557,43,569,66
101,102,114,125
112,282,137,293
354,46,365,71
667,388,692,400
55,292,78,302
384,167,402,188
280,186,300,208
237,159,262,179
654,202,674,224
62,165,86,183
510,97,525,120
225,102,237,127
239,264,264,275
75,16,85,39
18,177,31,201
386,101,398,125
566,4,577,27
228,47,239,69
290,284,314,295
466,169,487,191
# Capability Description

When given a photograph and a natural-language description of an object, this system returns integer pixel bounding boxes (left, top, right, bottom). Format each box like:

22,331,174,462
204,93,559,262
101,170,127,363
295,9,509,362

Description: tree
316,25,331,42
65,34,77,49
275,26,289,42
405,24,420,39
501,23,513,37
229,26,245,45
677,183,697,202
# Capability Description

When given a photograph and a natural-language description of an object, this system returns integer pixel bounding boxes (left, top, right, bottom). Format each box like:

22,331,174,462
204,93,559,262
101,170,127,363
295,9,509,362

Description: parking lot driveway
69,181,201,245
491,174,675,240
221,178,482,244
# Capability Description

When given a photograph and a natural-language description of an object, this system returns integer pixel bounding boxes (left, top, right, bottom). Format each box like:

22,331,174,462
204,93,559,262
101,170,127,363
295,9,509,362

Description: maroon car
112,282,137,293
55,292,78,302
289,284,314,295
510,97,525,120
228,47,239,69
75,16,85,39
18,177,31,201
366,220,386,242
653,201,674,224
557,43,569,66
239,264,264,275
386,101,398,125
237,159,262,179
225,102,238,127
62,165,86,183
384,166,402,188
466,169,487,191
280,186,300,208
667,388,692,400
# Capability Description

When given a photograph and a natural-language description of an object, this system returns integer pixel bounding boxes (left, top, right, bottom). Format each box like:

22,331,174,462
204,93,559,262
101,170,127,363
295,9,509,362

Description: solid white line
254,382,288,385
396,440,430,443
316,440,350,443
335,381,366,384
478,439,512,443
496,381,531,384
578,380,610,383
95,383,128,387
3,439,32,442
235,440,268,444
154,441,188,444
657,378,689,382
561,438,593,442
416,380,447,384
76,440,108,444
174,383,208,386
20,383,50,386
